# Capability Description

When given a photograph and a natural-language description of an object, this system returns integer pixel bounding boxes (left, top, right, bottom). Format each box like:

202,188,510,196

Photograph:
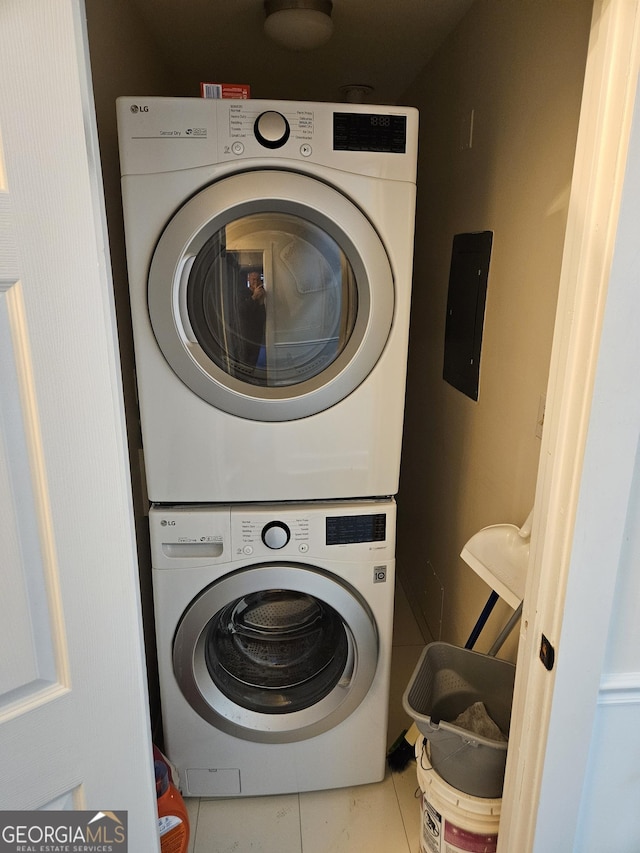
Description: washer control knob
262,521,291,550
254,111,290,149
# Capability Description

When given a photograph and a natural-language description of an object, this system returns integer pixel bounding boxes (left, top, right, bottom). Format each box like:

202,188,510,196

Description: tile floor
183,578,428,853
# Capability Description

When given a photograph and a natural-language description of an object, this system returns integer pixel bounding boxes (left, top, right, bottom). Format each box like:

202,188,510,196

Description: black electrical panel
443,231,493,401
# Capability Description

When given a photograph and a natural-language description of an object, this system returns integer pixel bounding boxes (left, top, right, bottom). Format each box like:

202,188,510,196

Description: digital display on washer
326,513,386,545
333,113,407,153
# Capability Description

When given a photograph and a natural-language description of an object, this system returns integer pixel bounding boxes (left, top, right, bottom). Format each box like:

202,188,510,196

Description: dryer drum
204,590,350,713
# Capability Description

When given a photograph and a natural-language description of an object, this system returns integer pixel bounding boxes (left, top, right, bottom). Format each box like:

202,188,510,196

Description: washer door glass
148,170,394,421
173,564,378,743
205,590,350,714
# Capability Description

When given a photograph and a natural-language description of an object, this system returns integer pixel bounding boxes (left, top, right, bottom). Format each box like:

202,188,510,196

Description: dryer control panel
116,97,418,182
333,112,407,153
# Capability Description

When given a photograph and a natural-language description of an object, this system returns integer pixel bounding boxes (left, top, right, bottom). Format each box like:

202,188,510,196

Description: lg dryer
117,98,418,502
150,499,396,796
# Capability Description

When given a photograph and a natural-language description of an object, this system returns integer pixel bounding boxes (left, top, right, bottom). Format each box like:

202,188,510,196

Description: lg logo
160,519,176,527
130,104,149,113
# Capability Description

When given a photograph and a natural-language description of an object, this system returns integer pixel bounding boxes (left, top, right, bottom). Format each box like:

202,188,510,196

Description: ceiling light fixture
264,0,334,51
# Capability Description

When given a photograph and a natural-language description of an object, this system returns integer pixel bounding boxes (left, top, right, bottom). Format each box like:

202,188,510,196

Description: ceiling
129,0,474,105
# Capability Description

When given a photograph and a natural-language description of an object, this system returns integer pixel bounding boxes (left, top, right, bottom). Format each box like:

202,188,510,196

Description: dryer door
148,170,394,421
172,563,378,743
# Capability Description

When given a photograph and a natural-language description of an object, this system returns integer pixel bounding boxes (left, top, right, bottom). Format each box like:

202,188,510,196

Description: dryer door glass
148,170,394,421
186,213,358,388
204,589,351,713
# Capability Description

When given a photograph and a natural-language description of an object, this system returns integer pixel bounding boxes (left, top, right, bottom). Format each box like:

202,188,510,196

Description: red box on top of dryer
200,82,251,99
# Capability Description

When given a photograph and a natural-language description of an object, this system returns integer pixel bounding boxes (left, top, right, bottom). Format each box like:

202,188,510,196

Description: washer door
148,170,394,421
172,564,379,743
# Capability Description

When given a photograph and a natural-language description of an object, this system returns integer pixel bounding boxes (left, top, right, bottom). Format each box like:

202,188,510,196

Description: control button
262,521,291,550
300,144,312,157
242,544,253,555
231,141,244,155
298,542,309,553
254,111,290,149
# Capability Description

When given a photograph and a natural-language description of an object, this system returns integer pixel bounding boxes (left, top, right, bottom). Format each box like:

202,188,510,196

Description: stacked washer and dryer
117,97,418,797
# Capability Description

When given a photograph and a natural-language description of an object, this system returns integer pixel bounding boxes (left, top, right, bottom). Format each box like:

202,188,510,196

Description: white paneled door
0,2,157,848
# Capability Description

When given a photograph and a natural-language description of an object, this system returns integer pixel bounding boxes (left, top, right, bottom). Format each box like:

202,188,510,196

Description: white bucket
416,741,501,853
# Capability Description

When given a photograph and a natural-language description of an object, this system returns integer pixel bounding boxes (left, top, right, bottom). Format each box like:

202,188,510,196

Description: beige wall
85,0,175,735
397,0,593,657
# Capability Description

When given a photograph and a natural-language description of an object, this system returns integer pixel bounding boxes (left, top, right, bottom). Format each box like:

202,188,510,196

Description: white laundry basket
415,740,501,853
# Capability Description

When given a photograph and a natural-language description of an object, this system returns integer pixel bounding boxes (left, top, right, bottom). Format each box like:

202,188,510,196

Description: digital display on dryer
333,113,407,153
326,513,386,545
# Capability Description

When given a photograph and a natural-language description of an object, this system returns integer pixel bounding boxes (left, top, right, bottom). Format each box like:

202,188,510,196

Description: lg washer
117,98,418,503
150,499,396,796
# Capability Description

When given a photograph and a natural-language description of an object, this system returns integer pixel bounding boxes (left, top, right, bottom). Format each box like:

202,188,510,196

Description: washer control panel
235,511,309,557
149,500,395,567
230,501,394,560
261,521,291,549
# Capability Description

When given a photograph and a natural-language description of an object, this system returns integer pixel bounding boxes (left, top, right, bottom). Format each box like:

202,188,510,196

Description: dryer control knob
262,521,291,550
254,111,290,149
